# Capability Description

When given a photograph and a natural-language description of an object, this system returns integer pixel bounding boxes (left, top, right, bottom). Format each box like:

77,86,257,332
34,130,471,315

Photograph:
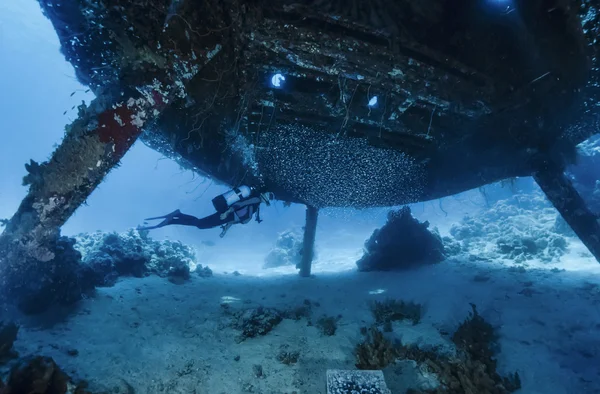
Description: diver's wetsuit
139,195,263,231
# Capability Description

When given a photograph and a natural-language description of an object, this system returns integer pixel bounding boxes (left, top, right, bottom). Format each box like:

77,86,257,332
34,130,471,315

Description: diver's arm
219,197,262,220
219,206,235,219
231,197,262,209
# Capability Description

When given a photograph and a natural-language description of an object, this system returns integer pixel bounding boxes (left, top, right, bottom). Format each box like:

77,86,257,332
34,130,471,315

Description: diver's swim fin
138,209,182,230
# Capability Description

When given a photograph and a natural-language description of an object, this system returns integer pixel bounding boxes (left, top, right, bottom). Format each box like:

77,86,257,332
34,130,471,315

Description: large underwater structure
1,0,600,392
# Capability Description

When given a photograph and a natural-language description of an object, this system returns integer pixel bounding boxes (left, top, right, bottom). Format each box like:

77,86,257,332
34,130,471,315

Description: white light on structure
368,96,378,107
271,73,285,87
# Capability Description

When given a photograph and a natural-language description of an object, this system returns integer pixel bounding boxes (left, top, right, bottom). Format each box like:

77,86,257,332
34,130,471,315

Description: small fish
201,240,216,247
70,91,76,97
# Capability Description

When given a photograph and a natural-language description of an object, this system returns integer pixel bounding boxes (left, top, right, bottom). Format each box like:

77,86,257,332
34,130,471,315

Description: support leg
533,163,600,263
0,71,197,311
299,205,319,277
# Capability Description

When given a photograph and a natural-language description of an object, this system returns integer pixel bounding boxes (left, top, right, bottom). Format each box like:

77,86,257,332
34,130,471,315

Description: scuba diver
138,186,274,238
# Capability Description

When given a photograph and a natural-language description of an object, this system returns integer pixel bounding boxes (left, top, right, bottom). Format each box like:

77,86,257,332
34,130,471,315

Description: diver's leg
195,212,234,229
140,210,210,230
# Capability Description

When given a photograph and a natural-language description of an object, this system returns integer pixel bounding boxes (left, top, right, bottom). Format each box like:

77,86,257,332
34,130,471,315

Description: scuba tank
212,185,253,213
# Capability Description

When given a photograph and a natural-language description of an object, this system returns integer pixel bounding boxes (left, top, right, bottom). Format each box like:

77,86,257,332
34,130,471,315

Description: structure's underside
1,0,600,309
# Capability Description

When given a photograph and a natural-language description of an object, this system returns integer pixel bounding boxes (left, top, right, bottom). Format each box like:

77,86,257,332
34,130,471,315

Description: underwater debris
357,207,445,271
74,229,198,286
371,299,422,326
326,369,391,394
0,322,18,362
316,315,341,336
230,307,283,343
355,326,400,370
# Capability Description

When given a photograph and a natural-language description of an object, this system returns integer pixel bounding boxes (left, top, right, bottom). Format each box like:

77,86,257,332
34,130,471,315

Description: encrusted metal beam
533,161,600,263
0,45,214,312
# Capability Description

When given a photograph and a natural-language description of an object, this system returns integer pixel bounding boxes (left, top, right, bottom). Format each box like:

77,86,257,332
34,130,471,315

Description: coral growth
316,315,340,336
0,235,96,315
401,304,521,394
370,299,422,327
224,301,317,343
229,307,283,343
263,229,305,269
277,344,300,365
357,207,445,271
1,356,90,393
452,304,498,369
74,229,198,286
354,304,521,393
355,326,400,370
195,264,213,278
0,322,18,362
449,192,568,264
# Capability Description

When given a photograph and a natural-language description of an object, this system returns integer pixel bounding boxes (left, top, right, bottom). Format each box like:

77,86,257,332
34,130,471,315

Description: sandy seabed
8,246,600,394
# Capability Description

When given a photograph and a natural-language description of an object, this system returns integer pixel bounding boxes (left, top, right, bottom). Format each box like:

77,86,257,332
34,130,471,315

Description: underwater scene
1,1,600,393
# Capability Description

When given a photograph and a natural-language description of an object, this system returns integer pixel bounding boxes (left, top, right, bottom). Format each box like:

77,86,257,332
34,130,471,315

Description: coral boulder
357,207,445,271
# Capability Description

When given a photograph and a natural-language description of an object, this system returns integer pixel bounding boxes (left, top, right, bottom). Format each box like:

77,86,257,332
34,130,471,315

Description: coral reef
0,235,96,315
357,207,445,271
195,264,213,278
1,356,90,393
448,192,569,264
263,229,307,269
0,323,18,362
0,228,201,313
370,299,422,327
74,229,198,286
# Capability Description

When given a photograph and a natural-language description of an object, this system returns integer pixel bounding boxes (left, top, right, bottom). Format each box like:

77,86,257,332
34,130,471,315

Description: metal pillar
299,205,319,277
